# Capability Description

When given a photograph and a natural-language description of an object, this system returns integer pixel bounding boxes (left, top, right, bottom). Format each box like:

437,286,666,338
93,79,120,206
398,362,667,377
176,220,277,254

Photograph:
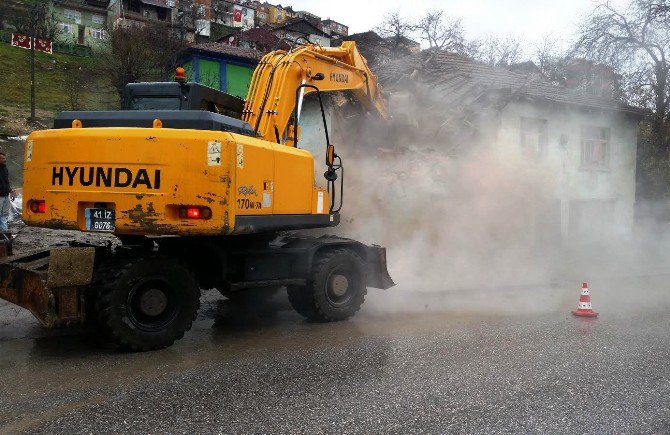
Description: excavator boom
242,41,389,144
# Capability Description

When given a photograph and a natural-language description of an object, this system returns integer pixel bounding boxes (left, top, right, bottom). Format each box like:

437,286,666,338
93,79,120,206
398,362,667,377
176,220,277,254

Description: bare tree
574,0,670,133
152,24,189,80
375,12,414,54
474,36,522,66
413,9,468,52
101,23,187,103
174,0,209,41
6,0,60,39
64,66,89,111
0,2,9,30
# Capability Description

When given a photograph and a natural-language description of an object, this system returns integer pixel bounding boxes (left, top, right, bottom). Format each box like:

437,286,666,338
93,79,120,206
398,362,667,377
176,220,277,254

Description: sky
287,0,628,51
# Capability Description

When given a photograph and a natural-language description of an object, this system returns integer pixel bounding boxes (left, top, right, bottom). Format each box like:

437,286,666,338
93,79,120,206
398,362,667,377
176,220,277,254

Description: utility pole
30,22,36,123
28,1,37,123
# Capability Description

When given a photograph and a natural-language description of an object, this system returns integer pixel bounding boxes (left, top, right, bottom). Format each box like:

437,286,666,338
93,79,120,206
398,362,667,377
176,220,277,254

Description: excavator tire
288,248,367,322
91,255,200,351
286,285,317,319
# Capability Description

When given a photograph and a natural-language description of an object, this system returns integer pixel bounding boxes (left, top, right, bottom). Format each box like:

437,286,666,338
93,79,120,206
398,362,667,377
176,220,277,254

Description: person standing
0,151,16,233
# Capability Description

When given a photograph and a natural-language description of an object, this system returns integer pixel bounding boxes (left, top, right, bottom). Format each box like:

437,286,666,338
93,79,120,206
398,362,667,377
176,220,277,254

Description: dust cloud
322,86,670,306
336,137,559,293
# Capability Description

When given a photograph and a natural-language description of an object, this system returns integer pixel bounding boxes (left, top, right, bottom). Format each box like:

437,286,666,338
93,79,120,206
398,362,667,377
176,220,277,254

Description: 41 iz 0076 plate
85,208,115,232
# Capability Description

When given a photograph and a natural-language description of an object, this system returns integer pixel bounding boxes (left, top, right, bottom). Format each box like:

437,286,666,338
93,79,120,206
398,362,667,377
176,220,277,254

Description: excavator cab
123,81,245,119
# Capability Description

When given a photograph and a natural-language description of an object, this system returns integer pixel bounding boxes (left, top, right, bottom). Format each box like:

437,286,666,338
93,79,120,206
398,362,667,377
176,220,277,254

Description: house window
581,126,610,169
91,14,105,25
520,117,548,160
59,22,74,33
91,28,104,39
63,9,82,24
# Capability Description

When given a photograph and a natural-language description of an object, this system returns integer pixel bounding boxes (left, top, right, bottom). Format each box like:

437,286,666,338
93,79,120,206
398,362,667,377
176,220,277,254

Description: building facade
321,18,348,37
107,0,173,28
271,18,330,46
267,3,293,24
211,1,255,29
54,0,109,47
379,51,644,243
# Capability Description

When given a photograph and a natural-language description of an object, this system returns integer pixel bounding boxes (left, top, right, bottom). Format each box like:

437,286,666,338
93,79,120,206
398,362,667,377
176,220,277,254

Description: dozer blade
367,245,396,290
0,247,96,328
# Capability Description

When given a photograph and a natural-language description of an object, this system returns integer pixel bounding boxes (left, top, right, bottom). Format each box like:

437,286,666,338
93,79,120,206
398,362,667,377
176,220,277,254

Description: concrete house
378,51,645,242
321,18,348,38
107,0,173,28
211,0,255,30
54,0,109,48
270,18,330,47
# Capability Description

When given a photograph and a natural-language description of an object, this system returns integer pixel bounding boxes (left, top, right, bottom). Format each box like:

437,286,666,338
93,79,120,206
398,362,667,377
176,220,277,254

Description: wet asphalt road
1,275,669,434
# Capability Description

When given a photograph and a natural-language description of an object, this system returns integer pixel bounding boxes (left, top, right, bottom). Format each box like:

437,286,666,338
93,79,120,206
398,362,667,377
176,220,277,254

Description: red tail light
179,206,211,220
29,200,46,213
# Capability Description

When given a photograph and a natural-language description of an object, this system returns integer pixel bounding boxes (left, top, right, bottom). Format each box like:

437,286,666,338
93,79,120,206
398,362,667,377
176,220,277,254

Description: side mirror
326,144,336,167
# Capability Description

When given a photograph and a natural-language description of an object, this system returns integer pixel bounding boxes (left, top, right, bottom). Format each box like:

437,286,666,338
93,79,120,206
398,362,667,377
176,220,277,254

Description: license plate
85,208,115,232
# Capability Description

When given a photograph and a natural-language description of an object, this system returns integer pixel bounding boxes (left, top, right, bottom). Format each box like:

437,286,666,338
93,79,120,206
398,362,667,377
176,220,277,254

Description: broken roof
139,0,171,8
186,43,262,62
380,50,646,117
271,18,330,38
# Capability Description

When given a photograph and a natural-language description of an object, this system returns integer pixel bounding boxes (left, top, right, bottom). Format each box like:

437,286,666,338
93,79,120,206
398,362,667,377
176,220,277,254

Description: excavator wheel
91,255,200,351
288,248,367,322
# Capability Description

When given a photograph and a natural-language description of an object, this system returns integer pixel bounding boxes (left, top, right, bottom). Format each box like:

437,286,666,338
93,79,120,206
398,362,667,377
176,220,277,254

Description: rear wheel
91,256,200,351
288,248,367,321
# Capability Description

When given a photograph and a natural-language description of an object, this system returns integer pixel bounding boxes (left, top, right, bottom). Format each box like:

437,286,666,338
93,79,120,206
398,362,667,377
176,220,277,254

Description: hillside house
322,18,348,37
107,0,173,27
271,18,330,47
53,0,109,48
267,3,294,24
217,27,284,54
211,0,255,29
378,51,645,242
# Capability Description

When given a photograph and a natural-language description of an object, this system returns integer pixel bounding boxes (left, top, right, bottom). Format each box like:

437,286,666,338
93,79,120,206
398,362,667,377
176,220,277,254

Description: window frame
63,9,82,24
580,125,611,170
519,116,548,161
59,22,74,33
91,28,104,39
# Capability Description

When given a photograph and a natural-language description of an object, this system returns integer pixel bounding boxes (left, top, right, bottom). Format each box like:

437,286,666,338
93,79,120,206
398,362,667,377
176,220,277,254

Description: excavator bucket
0,247,96,327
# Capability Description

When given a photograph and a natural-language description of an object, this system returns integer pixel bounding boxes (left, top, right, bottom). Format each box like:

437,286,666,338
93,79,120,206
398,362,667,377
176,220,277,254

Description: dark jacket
0,164,10,196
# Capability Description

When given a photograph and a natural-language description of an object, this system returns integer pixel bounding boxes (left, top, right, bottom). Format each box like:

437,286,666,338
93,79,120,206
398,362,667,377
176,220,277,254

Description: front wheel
91,256,200,351
288,248,367,321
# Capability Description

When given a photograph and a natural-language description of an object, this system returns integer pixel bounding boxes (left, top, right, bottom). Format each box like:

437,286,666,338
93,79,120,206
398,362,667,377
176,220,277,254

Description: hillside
0,40,117,137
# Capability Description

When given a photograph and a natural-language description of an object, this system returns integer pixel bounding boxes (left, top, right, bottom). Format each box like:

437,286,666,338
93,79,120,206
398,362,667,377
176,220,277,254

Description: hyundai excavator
0,41,394,351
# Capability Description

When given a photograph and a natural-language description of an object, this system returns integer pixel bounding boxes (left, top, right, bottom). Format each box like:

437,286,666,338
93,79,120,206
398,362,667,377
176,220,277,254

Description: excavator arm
242,41,389,145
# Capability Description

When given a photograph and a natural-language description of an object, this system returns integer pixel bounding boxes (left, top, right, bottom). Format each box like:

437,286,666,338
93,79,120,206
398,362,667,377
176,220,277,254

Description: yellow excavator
0,41,394,350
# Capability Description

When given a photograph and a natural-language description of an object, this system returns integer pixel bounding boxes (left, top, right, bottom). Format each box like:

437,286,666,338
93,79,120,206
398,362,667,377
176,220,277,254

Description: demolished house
370,50,646,243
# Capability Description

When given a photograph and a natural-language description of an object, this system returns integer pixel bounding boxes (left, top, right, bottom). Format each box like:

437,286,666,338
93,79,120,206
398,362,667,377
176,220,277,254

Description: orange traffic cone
572,282,598,318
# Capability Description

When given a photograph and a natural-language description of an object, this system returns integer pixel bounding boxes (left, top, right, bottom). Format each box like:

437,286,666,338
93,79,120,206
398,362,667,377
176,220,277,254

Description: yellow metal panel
22,127,324,236
233,136,274,215
23,127,237,236
273,144,314,214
